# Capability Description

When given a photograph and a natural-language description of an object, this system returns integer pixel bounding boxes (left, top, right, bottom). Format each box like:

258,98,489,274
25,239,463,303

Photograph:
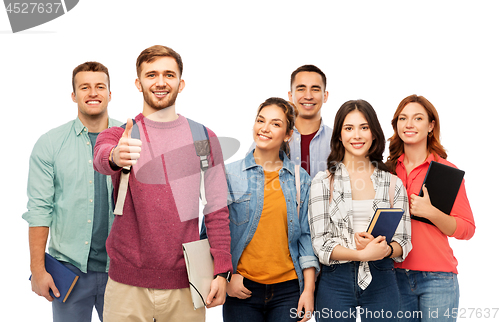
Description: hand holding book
354,232,374,251
29,253,79,303
411,184,458,236
357,235,390,262
30,269,61,302
410,185,437,220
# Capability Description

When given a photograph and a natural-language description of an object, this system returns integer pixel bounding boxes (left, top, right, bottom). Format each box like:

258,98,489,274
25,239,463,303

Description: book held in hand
182,239,214,310
29,253,79,303
413,161,465,226
366,208,405,241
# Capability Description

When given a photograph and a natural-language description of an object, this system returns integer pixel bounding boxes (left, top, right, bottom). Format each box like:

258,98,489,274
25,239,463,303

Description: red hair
386,94,447,173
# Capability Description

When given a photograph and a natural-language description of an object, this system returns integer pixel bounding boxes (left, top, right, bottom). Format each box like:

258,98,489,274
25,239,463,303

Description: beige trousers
104,278,205,322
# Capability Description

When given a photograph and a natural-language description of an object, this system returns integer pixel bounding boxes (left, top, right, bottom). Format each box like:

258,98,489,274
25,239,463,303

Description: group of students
24,45,475,322
230,93,474,322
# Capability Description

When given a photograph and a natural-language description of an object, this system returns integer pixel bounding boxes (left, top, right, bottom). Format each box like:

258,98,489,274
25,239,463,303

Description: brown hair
136,45,183,78
327,99,389,173
72,61,110,93
386,94,447,173
256,97,296,158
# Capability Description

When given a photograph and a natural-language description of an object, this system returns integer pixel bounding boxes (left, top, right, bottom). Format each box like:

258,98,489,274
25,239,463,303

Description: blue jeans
52,263,108,322
223,278,301,322
316,258,399,321
395,269,459,322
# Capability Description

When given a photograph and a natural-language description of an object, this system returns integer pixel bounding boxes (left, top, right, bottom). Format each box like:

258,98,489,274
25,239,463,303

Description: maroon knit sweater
94,114,232,289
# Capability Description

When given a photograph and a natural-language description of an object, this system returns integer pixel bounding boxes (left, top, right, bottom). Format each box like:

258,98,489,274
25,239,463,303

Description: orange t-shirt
237,170,297,284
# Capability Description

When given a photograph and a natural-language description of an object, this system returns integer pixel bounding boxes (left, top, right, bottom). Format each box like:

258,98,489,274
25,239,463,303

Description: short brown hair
136,45,183,78
72,61,110,93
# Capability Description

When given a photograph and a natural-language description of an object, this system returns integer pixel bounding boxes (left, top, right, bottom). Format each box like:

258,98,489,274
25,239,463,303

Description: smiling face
288,71,328,120
341,110,373,160
397,102,435,148
253,104,292,154
135,56,185,114
71,71,111,118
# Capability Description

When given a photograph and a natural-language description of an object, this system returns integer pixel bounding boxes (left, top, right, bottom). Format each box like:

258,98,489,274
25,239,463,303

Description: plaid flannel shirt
308,163,411,289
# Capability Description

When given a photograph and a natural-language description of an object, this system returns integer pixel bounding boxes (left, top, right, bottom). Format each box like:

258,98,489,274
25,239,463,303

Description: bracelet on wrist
110,145,119,168
385,243,394,258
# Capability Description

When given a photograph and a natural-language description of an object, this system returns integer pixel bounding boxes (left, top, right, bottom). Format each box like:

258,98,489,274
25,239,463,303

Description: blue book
366,208,405,241
29,253,79,303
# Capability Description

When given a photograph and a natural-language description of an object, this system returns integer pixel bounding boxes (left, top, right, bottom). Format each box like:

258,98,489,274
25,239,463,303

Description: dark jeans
316,258,399,321
223,278,300,322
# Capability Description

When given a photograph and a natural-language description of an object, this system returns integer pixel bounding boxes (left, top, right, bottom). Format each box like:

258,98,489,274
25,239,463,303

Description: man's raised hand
109,118,142,168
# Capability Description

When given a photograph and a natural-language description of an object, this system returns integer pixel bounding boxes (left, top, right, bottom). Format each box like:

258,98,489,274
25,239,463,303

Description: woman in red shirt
386,94,475,322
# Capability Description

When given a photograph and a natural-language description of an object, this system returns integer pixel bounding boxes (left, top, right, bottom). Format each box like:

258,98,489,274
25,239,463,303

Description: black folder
412,161,464,226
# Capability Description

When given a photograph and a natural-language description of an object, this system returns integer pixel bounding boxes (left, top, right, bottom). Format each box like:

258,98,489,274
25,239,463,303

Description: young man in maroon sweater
93,45,232,321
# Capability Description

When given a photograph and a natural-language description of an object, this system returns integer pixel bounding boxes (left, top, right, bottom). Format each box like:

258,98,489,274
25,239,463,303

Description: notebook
366,208,405,241
29,253,79,303
413,161,465,226
182,239,214,310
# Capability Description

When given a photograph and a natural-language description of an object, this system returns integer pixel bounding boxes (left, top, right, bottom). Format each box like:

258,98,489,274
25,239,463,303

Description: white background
1,1,498,321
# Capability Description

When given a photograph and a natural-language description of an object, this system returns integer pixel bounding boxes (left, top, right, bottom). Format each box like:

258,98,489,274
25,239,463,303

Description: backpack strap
114,119,138,215
389,174,397,208
295,164,300,218
187,118,211,206
114,118,211,215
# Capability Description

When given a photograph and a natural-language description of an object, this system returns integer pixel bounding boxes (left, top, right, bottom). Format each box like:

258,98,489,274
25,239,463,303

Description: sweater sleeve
450,179,475,240
202,129,233,275
93,126,124,175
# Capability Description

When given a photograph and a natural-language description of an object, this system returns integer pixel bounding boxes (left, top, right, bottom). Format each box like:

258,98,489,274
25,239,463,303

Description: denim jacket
288,119,333,178
225,150,319,293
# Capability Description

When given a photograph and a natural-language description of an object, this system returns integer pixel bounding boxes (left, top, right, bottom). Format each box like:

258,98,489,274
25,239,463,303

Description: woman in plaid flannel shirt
309,100,411,321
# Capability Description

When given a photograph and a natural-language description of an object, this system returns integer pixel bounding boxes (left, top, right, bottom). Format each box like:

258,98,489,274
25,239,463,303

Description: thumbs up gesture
109,119,142,168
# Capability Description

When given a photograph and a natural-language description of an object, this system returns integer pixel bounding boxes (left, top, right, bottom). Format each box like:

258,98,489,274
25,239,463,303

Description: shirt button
88,220,92,223
89,180,93,184
296,138,299,141
89,199,93,203
296,157,299,160
84,128,88,132
87,141,90,145
88,160,92,164
85,241,89,245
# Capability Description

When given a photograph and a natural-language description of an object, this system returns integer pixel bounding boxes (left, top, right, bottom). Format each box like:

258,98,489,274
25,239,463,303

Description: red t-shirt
300,130,318,175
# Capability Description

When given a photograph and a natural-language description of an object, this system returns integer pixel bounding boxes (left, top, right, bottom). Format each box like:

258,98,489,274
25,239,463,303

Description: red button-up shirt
394,153,475,273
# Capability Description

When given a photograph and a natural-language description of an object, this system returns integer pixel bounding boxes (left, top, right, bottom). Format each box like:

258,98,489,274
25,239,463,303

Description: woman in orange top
386,94,475,322
223,97,319,322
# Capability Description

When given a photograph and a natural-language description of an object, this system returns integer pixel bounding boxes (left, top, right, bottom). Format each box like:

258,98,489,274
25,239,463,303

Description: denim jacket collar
244,149,294,175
